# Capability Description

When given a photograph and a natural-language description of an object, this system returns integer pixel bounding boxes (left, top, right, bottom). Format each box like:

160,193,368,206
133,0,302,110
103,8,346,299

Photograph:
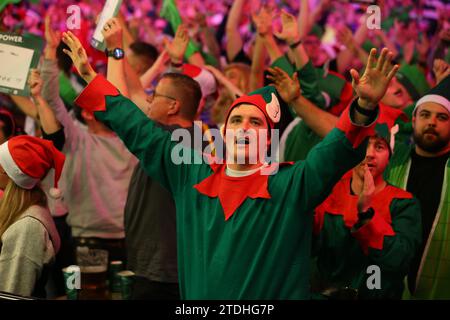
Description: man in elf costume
386,75,450,299
62,29,399,299
312,122,422,299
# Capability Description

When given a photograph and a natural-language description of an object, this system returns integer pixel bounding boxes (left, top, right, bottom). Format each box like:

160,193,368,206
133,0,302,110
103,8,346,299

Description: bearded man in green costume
386,75,450,299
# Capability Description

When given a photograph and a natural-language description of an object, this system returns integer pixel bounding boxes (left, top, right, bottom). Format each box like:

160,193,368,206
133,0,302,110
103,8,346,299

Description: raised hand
266,67,301,104
28,69,43,97
252,6,274,37
44,14,61,50
350,48,399,109
153,49,170,72
439,28,450,42
101,17,123,50
357,165,375,213
336,26,355,50
416,33,430,60
273,9,300,46
62,31,96,83
163,24,189,64
433,59,450,84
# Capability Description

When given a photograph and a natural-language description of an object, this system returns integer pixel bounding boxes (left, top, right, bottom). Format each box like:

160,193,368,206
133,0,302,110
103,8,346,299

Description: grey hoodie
0,205,60,297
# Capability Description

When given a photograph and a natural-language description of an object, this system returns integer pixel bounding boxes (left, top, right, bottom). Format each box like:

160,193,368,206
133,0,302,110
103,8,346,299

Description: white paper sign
0,43,34,91
91,0,122,51
0,32,43,96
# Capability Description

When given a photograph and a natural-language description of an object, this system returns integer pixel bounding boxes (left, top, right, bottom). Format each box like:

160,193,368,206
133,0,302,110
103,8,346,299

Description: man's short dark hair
129,41,158,67
0,109,15,139
160,73,202,121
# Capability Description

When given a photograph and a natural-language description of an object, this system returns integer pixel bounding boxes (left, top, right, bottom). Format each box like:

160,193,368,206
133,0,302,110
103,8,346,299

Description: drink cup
76,247,109,300
117,270,135,300
62,265,81,300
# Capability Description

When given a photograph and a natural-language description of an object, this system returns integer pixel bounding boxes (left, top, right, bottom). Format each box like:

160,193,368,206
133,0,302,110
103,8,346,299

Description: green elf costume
311,114,422,299
387,76,450,299
75,74,382,299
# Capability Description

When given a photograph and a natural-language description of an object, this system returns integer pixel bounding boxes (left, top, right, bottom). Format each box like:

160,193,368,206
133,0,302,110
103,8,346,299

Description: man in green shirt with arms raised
62,29,398,299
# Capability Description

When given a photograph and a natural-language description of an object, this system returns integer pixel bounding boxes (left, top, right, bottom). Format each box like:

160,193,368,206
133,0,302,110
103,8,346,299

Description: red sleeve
74,75,120,112
335,99,379,149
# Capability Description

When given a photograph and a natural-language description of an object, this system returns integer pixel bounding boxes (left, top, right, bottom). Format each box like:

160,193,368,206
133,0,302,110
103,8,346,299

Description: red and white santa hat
181,64,217,97
0,136,65,198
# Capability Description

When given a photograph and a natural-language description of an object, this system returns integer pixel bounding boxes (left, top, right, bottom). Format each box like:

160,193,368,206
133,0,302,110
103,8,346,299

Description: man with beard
387,75,450,299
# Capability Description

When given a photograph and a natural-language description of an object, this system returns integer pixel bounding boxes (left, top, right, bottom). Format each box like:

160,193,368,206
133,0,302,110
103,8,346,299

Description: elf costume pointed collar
195,86,287,220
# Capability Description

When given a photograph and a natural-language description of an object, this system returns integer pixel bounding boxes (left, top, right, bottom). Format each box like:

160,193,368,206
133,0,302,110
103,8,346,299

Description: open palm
350,48,399,109
164,25,189,63
44,14,61,49
266,67,301,104
273,10,299,45
61,31,95,82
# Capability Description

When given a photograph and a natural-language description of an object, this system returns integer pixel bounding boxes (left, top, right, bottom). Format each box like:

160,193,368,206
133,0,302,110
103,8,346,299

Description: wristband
354,101,377,117
289,39,302,49
357,207,375,221
171,60,183,68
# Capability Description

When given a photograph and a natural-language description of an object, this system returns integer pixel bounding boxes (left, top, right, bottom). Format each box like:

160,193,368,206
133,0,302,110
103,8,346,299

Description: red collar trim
193,162,293,221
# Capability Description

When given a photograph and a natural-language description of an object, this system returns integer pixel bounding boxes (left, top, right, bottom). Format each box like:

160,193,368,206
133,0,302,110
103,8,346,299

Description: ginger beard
413,103,450,154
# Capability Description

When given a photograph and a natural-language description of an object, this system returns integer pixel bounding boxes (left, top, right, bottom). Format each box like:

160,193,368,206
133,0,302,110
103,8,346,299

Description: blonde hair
0,181,47,240
223,63,251,93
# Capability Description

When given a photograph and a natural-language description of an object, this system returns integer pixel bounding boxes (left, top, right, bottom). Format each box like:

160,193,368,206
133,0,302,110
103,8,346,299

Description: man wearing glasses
124,73,211,299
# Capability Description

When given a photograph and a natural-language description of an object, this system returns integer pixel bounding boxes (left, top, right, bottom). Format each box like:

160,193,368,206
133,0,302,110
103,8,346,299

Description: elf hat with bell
223,86,282,135
0,135,65,198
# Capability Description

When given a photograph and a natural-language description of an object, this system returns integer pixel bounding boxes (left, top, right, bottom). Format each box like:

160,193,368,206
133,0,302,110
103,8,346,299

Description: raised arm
268,48,399,134
10,95,38,120
139,50,170,90
203,65,244,98
62,31,205,193
102,17,129,97
336,26,368,75
196,12,221,65
267,67,337,137
41,14,79,148
250,6,276,91
115,15,167,111
28,69,62,135
268,48,399,214
274,9,309,70
225,0,246,62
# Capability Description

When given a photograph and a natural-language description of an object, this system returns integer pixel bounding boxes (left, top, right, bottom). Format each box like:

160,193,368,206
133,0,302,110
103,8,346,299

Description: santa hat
0,136,65,198
413,74,450,115
181,64,217,98
223,86,282,135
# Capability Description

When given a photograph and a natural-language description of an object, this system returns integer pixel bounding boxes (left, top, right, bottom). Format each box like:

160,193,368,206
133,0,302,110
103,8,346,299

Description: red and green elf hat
223,86,282,134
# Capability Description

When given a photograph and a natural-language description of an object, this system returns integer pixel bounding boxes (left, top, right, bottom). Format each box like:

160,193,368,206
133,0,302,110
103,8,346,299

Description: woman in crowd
0,135,64,298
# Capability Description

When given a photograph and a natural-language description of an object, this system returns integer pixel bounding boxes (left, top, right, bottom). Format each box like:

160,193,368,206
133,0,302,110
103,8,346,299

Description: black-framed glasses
147,91,177,103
